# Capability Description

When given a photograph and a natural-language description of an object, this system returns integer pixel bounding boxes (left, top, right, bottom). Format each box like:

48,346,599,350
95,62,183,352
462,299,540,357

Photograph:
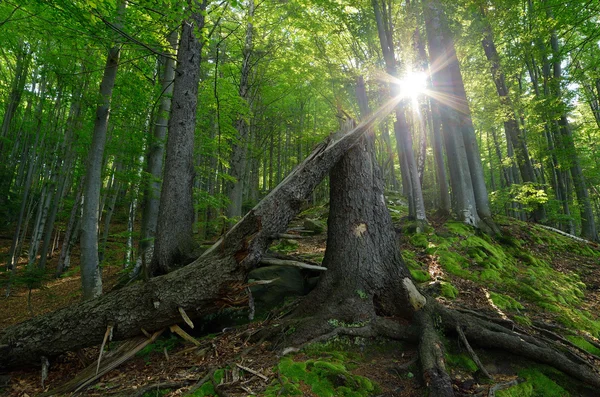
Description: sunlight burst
397,71,428,100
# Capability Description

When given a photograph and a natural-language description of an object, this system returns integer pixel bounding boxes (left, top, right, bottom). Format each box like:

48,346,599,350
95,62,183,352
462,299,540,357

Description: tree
80,0,125,300
149,1,208,276
423,0,498,233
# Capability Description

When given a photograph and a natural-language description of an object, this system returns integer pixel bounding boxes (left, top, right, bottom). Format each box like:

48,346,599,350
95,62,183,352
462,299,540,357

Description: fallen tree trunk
0,97,400,370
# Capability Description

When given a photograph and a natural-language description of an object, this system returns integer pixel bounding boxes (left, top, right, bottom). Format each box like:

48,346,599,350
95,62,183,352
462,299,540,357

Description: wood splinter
96,324,113,375
178,307,194,329
456,324,492,379
170,324,201,346
235,363,269,381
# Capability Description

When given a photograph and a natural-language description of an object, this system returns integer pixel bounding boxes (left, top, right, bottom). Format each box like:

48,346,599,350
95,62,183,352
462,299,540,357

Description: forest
0,0,600,395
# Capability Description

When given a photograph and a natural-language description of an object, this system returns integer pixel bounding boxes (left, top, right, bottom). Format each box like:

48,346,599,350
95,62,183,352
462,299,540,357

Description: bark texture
150,4,207,276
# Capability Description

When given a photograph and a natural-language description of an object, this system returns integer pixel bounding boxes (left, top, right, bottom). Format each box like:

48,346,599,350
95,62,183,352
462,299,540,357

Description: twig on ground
456,325,492,379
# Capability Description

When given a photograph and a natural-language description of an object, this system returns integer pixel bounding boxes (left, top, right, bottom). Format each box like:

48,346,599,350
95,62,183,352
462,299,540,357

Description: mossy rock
304,218,326,234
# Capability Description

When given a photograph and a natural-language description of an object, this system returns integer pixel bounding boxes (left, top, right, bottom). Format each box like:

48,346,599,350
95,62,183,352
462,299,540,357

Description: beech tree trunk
423,0,498,234
80,20,123,299
227,0,255,219
372,0,427,229
138,30,178,277
479,8,546,222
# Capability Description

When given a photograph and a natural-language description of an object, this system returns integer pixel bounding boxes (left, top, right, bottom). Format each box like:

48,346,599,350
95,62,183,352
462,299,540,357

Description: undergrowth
403,216,600,338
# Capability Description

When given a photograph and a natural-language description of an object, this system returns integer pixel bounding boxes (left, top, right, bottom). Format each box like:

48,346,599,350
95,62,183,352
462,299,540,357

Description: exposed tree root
262,299,600,396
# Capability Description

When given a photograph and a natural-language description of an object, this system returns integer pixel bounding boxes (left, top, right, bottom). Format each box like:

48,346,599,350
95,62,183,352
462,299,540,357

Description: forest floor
1,203,600,396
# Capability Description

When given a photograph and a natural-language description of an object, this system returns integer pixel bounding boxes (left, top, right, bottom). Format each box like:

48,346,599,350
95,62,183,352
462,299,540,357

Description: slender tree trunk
547,25,597,240
138,29,178,277
423,0,498,233
150,2,208,276
227,0,255,219
5,76,46,289
479,8,545,222
80,0,125,299
373,0,427,229
430,100,450,214
0,43,31,153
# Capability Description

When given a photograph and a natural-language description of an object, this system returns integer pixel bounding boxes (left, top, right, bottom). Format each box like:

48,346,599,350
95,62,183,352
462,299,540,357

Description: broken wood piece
235,363,269,381
170,324,201,346
260,257,326,271
41,356,49,388
456,325,492,379
276,233,305,239
140,328,152,339
178,307,194,329
96,324,113,375
42,329,165,396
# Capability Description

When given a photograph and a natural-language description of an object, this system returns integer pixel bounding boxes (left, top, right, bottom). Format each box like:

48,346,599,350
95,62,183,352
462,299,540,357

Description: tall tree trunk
423,0,498,233
138,30,178,277
150,2,208,276
372,0,427,229
227,0,255,219
80,0,125,299
5,76,46,289
479,8,545,222
430,100,451,214
546,16,597,240
0,43,31,153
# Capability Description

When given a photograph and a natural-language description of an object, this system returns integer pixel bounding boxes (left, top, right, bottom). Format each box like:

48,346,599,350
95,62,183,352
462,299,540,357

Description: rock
303,218,326,234
249,266,307,313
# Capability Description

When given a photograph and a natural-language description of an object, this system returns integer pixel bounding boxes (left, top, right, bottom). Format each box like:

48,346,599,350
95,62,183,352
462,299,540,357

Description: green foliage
136,334,180,363
270,239,299,254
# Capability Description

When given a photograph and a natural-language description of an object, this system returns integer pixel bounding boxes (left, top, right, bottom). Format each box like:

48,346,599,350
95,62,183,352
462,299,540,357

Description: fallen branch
260,257,327,271
537,224,597,245
456,325,492,379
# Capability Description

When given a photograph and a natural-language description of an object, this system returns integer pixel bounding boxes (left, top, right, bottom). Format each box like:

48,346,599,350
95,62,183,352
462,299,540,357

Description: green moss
445,352,478,373
497,367,568,397
271,239,299,253
440,282,458,299
489,292,524,311
565,335,600,356
410,269,431,283
437,250,471,278
409,233,429,249
513,315,533,326
444,221,473,237
264,357,376,397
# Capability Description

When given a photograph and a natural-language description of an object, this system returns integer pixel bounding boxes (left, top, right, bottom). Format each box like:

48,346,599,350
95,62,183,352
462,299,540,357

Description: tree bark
227,0,255,219
80,5,123,299
138,30,178,277
150,3,208,276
